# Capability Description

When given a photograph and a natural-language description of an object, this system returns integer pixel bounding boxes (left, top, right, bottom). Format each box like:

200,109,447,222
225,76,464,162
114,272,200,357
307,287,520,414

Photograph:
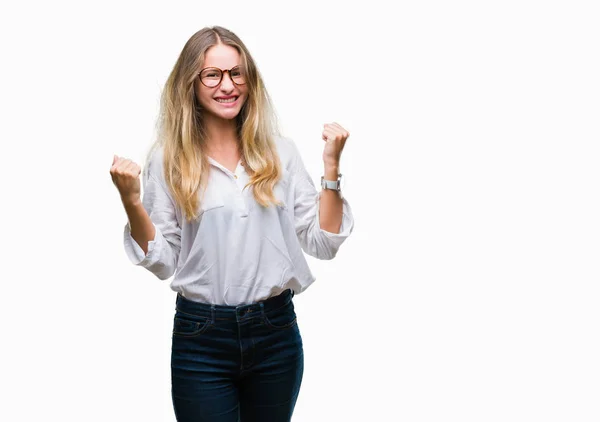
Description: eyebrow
201,64,243,69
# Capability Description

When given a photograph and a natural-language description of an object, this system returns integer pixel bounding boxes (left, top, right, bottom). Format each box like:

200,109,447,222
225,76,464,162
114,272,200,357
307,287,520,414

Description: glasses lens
200,68,221,87
230,66,246,85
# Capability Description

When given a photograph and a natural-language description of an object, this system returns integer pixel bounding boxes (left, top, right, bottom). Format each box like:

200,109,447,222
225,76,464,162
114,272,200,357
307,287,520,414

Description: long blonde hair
146,26,282,222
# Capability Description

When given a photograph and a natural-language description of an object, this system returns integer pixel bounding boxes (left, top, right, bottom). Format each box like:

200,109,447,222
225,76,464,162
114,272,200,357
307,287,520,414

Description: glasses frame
198,65,246,88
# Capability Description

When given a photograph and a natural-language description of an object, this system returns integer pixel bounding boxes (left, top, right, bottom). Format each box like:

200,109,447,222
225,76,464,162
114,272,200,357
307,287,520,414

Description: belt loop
210,305,215,323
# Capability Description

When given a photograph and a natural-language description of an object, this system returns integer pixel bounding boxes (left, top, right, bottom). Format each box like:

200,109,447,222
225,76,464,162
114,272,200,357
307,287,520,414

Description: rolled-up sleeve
291,145,354,260
122,168,181,280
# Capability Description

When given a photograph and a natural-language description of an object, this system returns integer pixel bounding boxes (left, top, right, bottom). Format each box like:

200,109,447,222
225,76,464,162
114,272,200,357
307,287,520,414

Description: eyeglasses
198,65,246,88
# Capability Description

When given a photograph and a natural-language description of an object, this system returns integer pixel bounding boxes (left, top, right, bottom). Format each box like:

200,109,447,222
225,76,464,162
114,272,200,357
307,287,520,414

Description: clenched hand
110,155,142,206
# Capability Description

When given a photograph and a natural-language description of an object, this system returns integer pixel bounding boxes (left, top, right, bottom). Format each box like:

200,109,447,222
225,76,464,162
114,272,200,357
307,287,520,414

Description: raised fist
110,155,142,205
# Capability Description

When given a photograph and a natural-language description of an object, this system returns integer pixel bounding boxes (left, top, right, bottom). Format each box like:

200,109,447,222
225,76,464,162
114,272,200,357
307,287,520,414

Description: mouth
214,96,239,106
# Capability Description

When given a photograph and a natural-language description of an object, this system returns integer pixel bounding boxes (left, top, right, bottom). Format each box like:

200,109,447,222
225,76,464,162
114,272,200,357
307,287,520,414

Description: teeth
216,97,237,103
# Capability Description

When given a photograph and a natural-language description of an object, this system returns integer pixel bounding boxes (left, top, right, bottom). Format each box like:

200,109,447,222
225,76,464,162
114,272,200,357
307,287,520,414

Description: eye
201,68,221,79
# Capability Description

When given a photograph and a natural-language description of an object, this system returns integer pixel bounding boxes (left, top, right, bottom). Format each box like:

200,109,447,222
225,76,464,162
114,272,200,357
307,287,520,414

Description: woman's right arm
122,196,155,256
111,154,181,280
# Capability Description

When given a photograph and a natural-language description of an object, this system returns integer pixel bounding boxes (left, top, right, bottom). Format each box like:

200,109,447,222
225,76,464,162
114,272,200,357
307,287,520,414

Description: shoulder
141,146,178,203
139,145,173,196
143,145,166,181
273,135,303,173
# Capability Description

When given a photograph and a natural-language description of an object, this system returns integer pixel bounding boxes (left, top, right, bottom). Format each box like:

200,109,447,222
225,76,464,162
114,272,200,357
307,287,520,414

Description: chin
216,110,242,120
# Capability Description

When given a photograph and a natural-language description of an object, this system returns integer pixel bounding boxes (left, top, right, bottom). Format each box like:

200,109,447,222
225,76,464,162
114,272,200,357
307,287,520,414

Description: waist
175,289,294,321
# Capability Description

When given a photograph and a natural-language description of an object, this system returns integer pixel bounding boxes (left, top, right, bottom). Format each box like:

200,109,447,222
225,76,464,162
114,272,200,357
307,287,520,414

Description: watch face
321,175,344,190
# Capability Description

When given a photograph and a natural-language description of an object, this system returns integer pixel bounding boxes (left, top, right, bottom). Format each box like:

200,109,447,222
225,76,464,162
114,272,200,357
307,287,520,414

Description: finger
131,162,142,177
323,127,338,137
331,122,349,137
110,156,117,176
326,124,345,135
323,123,336,131
326,122,349,135
111,155,123,171
116,158,133,173
322,128,340,141
111,156,128,171
123,161,140,176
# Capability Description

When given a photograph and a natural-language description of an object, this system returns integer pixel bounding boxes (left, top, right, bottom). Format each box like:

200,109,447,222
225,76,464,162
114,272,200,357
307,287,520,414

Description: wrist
323,163,340,180
122,195,142,209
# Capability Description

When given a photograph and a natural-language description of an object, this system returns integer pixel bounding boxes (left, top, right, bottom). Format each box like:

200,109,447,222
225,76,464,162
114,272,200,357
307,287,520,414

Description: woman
110,26,354,422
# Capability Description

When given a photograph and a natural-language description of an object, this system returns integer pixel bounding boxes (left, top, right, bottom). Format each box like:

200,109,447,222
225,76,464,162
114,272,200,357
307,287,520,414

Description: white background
1,0,599,421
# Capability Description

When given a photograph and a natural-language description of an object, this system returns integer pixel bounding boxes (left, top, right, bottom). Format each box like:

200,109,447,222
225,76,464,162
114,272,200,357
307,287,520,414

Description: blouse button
234,175,238,179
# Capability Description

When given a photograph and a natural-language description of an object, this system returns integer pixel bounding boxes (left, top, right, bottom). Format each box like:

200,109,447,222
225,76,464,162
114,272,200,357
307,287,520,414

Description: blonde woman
110,26,354,422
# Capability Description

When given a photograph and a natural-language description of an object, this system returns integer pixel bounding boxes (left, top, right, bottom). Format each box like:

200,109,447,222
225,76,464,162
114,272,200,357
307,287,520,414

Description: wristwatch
321,173,342,191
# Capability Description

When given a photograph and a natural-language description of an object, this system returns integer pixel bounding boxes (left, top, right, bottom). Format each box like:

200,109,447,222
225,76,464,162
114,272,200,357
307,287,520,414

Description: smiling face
195,44,249,122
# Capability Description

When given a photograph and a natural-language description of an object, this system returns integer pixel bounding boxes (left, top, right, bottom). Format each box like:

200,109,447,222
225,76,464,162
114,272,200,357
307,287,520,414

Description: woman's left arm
291,123,354,260
319,122,349,233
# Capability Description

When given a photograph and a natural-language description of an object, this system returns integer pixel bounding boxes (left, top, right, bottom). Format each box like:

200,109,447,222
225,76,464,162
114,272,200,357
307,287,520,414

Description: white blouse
123,136,354,305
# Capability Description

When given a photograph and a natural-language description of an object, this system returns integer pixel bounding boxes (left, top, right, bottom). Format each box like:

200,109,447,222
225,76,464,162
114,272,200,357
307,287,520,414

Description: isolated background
1,0,599,421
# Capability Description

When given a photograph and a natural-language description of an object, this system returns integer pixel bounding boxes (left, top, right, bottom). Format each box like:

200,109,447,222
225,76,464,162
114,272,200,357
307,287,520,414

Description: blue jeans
171,289,304,422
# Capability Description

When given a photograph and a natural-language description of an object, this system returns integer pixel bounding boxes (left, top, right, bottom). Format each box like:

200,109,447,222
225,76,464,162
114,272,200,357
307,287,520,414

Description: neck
203,114,239,152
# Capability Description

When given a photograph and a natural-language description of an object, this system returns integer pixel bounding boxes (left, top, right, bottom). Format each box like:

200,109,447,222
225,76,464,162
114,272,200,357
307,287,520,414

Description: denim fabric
171,289,304,422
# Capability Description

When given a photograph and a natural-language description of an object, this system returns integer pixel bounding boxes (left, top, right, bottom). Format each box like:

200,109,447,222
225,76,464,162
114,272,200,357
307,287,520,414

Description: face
195,44,249,122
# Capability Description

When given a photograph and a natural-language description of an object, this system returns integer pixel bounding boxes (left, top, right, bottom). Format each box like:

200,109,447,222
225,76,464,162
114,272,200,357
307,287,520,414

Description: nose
219,71,235,92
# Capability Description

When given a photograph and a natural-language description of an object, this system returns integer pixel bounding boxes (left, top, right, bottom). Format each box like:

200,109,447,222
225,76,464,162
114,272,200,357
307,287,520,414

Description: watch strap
321,174,342,191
